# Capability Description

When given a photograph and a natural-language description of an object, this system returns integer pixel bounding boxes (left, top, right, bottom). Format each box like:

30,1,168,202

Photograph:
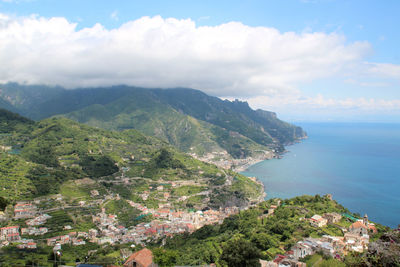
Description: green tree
252,233,278,251
0,196,8,210
221,236,261,267
153,248,178,267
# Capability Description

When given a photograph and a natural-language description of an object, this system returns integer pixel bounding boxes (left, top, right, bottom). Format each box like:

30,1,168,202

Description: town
0,196,240,252
261,208,378,267
0,191,382,267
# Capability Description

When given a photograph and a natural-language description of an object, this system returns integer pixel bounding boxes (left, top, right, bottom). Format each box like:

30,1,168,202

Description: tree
0,196,8,211
252,233,278,251
221,235,261,267
153,248,178,267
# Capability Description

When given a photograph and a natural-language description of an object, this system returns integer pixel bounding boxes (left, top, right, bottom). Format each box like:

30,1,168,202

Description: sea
241,122,400,228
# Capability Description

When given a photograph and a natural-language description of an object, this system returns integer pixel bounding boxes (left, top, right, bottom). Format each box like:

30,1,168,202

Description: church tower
363,214,369,227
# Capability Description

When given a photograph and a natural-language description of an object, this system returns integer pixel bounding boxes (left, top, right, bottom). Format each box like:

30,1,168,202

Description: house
344,232,369,252
89,229,98,238
278,259,307,267
72,238,86,246
368,224,378,234
349,221,368,236
26,214,51,226
0,226,20,241
124,248,158,267
21,227,48,236
293,241,313,259
17,242,37,249
14,203,37,219
310,215,328,227
47,235,70,246
97,236,112,245
259,259,277,267
323,212,342,224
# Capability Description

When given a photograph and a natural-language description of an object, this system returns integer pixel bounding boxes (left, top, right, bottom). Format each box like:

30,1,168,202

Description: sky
0,0,399,122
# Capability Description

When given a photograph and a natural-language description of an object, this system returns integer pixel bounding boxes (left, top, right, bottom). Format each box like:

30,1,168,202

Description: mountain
0,97,18,113
0,108,34,133
0,108,263,209
0,83,64,113
153,88,305,145
62,88,271,161
0,84,307,167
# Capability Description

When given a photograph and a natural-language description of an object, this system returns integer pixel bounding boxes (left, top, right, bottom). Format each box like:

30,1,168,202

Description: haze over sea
242,122,400,228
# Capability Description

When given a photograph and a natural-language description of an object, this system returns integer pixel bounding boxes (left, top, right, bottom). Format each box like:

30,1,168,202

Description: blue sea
242,123,400,228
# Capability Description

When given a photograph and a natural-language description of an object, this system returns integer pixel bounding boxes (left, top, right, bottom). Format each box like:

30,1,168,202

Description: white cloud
110,10,119,21
245,94,400,113
366,63,400,79
344,78,390,87
0,14,383,98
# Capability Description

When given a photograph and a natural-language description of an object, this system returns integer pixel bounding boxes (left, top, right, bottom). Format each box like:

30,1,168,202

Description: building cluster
16,239,37,250
0,193,245,253
26,214,51,226
262,214,377,266
14,203,37,219
3,200,243,252
47,232,87,247
308,212,342,227
0,225,20,242
21,227,48,236
87,204,240,246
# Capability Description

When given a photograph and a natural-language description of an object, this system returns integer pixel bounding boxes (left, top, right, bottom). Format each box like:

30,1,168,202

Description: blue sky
1,0,399,122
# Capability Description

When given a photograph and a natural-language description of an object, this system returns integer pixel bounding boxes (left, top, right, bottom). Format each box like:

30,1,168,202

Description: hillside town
0,198,241,252
261,212,378,267
0,189,385,267
1,193,382,267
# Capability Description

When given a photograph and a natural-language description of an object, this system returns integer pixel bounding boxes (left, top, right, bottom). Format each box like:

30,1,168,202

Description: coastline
233,135,309,173
191,136,308,206
232,156,271,173
236,137,308,204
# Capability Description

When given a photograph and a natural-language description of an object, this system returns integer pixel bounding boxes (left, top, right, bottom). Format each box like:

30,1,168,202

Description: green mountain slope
0,83,64,113
154,195,388,266
0,84,306,165
0,109,263,208
153,88,305,146
0,108,34,133
63,90,269,160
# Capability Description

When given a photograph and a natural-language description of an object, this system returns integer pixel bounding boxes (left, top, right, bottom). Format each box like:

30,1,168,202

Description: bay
242,122,400,228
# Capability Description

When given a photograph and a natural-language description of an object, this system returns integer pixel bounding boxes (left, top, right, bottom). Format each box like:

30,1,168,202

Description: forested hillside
0,84,306,165
0,108,263,208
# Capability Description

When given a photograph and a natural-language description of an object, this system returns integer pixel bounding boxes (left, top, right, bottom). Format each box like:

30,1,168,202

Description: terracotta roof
1,226,19,230
273,255,286,263
351,221,367,229
124,248,154,267
368,225,377,233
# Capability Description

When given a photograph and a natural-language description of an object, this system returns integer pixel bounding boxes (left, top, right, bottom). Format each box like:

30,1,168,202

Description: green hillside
0,85,306,163
0,108,34,134
63,91,269,159
0,109,263,208
151,195,389,267
153,88,305,146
